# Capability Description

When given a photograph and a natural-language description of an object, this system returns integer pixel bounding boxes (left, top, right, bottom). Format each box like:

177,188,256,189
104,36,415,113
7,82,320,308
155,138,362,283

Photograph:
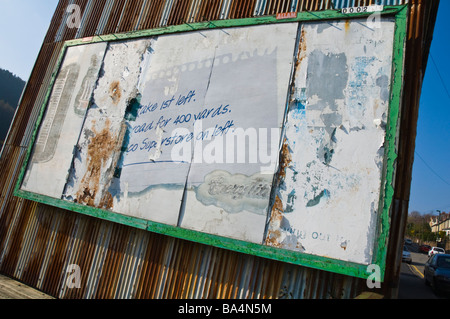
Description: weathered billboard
15,7,407,280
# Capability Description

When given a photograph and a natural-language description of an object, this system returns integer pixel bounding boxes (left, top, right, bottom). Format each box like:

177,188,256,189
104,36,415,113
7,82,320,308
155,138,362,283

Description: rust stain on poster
110,81,122,105
75,119,117,210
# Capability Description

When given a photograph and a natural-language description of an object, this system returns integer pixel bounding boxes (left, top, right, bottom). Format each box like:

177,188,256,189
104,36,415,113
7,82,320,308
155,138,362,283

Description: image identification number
341,5,384,14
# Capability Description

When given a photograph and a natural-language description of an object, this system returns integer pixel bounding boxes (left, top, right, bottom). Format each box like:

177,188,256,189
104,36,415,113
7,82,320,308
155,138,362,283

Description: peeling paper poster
265,18,396,265
179,24,298,243
20,15,399,266
22,43,108,199
23,23,298,241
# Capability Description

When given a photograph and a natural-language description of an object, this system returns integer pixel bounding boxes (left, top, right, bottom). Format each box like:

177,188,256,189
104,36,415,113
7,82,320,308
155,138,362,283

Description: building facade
430,214,450,236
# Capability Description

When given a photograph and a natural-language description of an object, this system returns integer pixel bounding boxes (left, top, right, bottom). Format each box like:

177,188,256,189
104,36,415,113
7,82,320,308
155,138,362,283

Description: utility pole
437,210,442,246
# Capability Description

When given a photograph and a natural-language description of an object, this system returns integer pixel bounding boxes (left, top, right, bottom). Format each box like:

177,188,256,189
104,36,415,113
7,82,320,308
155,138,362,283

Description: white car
402,246,412,264
428,247,445,257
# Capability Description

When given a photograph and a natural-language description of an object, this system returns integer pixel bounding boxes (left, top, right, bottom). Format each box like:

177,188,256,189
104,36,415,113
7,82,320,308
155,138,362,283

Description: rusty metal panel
79,0,108,37
94,0,115,35
14,6,408,284
0,0,439,301
47,0,337,42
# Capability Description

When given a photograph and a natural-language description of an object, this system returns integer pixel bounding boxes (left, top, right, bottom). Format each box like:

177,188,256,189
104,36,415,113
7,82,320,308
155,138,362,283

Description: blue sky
409,0,450,215
0,1,449,216
0,0,59,79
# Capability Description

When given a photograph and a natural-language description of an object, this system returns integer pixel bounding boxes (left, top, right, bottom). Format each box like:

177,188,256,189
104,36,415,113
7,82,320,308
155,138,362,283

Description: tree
0,68,25,147
406,211,435,243
0,68,25,107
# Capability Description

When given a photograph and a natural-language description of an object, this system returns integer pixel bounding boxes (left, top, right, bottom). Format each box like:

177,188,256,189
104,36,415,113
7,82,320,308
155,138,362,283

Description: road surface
398,244,449,299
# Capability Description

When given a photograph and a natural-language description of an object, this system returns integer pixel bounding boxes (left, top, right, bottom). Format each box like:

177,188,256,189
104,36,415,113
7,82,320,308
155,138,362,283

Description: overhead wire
411,54,450,214
415,55,450,185
430,53,450,101
414,151,450,188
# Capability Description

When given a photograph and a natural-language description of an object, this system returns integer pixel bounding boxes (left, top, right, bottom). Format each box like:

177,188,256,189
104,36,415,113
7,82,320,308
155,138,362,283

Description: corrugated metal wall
0,0,438,299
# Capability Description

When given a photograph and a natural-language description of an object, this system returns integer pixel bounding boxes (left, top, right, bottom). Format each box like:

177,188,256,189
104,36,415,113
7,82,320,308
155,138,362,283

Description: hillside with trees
0,68,26,147
406,211,437,242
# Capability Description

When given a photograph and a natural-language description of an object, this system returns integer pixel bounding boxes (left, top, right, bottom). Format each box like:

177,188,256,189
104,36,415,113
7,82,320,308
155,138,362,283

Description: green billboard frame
14,5,408,281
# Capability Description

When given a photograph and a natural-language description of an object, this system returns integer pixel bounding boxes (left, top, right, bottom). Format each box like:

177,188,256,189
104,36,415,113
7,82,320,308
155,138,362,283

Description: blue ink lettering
127,143,138,153
173,113,192,125
139,102,158,115
193,105,231,124
156,116,172,129
133,121,154,134
212,120,234,137
160,96,175,111
140,138,158,152
176,90,196,106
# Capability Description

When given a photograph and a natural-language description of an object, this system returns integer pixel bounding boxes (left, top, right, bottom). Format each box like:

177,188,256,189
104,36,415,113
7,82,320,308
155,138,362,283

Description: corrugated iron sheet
0,0,438,299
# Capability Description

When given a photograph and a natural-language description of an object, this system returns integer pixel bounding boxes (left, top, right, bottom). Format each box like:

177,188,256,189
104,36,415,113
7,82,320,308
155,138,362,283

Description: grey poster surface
23,23,298,243
265,18,396,264
21,16,398,264
22,43,108,198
